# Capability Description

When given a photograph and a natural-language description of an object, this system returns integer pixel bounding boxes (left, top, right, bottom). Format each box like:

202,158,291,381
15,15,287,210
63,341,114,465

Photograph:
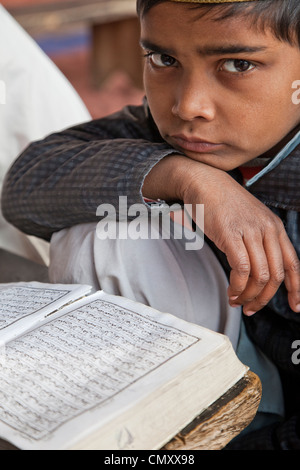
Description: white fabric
49,220,241,349
0,5,91,264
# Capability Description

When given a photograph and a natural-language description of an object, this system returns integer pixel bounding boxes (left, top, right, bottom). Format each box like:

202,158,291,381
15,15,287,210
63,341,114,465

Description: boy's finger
241,232,284,314
226,239,251,299
237,231,299,315
235,236,271,309
227,235,272,303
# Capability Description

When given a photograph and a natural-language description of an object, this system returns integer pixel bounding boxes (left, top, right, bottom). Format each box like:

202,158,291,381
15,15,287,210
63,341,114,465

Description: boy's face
140,2,300,170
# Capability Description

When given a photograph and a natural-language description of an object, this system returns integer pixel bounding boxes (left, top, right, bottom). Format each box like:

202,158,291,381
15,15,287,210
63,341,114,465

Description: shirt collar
246,129,300,188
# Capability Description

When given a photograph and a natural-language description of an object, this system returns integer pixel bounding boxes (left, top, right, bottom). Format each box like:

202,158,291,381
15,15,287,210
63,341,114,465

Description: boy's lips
170,134,222,153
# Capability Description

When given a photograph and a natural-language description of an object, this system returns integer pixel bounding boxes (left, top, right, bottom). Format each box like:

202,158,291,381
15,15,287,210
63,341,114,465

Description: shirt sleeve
1,103,176,241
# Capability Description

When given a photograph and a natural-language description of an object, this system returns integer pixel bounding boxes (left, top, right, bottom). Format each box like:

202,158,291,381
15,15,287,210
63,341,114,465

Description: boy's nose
171,74,216,122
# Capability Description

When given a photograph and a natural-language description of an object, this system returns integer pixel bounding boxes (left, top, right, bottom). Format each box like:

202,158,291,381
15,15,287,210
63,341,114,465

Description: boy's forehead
142,1,266,39
140,1,300,56
141,0,284,41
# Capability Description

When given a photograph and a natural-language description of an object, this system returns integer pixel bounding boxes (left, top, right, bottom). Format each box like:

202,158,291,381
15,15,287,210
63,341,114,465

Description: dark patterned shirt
1,101,176,240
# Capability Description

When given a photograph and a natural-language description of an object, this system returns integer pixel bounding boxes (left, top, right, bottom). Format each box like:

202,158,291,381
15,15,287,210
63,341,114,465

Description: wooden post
91,17,143,89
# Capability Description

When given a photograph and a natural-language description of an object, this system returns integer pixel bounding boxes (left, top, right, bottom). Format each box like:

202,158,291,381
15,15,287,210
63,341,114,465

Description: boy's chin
179,151,240,172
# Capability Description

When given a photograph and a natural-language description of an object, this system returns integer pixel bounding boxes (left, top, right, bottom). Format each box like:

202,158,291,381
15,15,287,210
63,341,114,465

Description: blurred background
2,0,145,118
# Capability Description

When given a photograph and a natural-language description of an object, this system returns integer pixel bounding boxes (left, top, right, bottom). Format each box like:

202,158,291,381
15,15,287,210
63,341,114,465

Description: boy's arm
1,105,175,241
143,154,300,316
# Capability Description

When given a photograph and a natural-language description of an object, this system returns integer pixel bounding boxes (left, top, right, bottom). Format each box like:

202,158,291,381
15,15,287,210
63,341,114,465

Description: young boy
2,0,300,449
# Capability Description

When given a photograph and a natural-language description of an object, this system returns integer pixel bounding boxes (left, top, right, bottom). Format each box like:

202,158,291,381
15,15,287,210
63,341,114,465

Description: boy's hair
136,0,300,48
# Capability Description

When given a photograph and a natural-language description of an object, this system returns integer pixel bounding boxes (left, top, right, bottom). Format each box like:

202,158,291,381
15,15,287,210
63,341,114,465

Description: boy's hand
190,169,300,316
143,155,300,315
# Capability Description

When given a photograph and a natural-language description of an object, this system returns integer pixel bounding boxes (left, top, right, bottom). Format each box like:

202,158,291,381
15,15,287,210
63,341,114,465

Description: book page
0,291,217,449
0,282,92,343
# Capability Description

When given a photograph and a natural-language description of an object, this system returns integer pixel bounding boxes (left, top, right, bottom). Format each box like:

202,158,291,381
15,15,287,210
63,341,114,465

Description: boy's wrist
142,154,189,202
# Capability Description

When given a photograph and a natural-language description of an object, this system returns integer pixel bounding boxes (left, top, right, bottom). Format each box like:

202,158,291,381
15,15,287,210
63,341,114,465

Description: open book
0,281,248,450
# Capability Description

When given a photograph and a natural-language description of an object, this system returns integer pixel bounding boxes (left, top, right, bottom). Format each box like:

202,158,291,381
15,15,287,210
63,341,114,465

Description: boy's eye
146,52,177,68
221,59,256,74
